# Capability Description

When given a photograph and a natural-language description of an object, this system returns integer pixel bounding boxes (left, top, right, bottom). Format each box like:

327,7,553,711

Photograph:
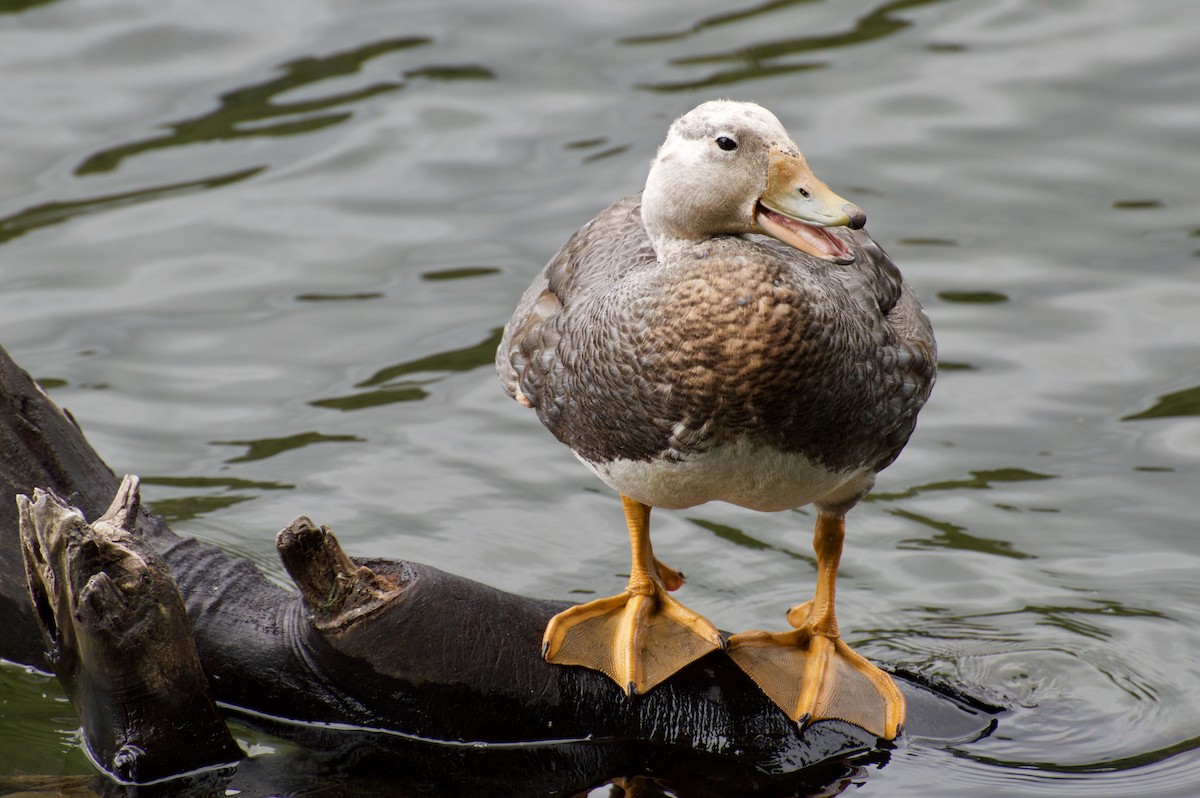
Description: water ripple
73,36,490,176
0,166,261,246
309,328,502,412
212,431,365,463
1122,383,1200,420
631,0,953,92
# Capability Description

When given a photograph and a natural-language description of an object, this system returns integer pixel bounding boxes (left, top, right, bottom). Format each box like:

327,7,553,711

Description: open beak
754,150,865,264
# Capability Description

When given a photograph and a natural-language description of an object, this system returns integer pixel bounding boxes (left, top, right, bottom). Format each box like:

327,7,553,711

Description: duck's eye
715,136,738,151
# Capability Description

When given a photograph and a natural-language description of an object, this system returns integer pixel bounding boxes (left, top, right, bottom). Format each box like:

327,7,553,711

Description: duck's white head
641,100,864,263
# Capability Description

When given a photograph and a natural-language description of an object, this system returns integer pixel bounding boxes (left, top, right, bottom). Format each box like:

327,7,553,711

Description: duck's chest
544,246,891,473
581,436,870,512
612,253,843,392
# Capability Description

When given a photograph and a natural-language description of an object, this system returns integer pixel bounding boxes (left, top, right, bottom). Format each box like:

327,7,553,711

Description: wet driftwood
0,343,992,794
18,480,243,787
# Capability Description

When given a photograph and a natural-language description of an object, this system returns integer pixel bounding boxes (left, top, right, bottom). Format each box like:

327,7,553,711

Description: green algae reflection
139,475,294,524
310,328,502,412
0,167,262,246
75,37,493,176
76,37,424,175
1121,384,1200,421
629,0,953,92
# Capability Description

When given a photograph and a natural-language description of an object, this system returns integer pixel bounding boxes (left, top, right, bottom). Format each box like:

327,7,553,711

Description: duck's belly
581,438,866,512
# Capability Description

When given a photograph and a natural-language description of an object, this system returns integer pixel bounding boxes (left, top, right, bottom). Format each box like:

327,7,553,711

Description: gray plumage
497,101,935,514
498,193,934,476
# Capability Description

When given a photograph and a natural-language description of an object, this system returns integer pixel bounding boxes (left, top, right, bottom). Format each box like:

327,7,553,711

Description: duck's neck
640,158,750,261
642,224,703,261
639,190,721,261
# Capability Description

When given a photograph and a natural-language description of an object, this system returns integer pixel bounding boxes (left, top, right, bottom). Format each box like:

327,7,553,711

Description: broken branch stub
276,516,403,632
17,475,242,785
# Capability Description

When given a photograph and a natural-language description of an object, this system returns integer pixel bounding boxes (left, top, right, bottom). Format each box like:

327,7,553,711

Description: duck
496,100,935,740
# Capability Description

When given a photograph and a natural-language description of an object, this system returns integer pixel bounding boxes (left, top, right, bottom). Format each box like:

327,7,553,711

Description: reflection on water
935,360,976,372
898,237,958,248
75,37,430,175
141,475,294,524
869,467,1057,502
1111,199,1163,211
296,291,386,301
420,266,500,281
310,328,502,411
687,516,816,566
1007,599,1164,642
935,290,1008,304
146,491,255,523
356,328,502,387
213,431,365,463
0,0,57,13
310,384,429,411
866,468,1058,558
619,0,824,46
0,167,262,245
0,667,89,776
628,0,950,91
1122,384,1200,421
891,507,1033,560
141,475,295,491
575,141,634,164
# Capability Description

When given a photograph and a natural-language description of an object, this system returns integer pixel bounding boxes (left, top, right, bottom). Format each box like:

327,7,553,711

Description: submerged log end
277,516,405,631
17,480,243,785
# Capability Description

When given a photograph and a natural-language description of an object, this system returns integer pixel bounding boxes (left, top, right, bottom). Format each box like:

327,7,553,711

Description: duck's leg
726,510,905,739
542,495,724,696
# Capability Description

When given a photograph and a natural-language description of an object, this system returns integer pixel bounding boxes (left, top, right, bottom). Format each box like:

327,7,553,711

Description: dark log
0,347,121,669
0,341,995,794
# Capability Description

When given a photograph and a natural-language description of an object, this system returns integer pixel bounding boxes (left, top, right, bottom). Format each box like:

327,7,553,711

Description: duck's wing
496,193,653,406
827,228,937,472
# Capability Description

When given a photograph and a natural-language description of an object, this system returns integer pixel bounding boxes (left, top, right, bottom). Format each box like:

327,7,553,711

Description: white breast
581,438,869,512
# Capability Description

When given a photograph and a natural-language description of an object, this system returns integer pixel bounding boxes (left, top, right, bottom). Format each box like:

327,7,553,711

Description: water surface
1,0,1198,794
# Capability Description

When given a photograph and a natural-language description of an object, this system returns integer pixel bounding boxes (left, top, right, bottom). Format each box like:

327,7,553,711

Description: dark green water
2,0,1198,794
